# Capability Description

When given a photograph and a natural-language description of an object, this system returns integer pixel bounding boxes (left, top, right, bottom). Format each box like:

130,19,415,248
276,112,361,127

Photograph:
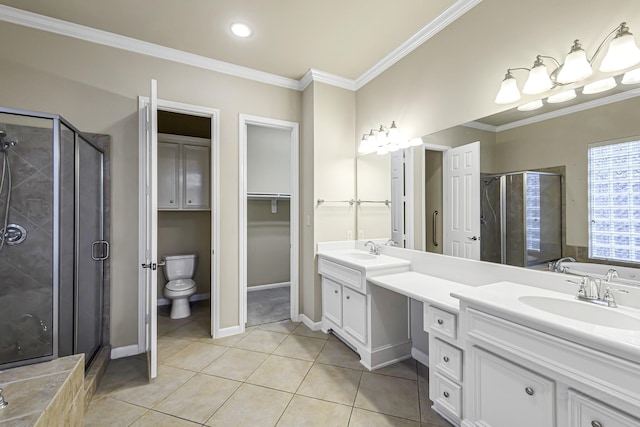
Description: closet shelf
247,192,291,200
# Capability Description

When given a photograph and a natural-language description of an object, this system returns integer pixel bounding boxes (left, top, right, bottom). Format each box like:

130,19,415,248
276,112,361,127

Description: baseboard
217,325,243,339
299,313,322,331
411,347,430,367
110,344,140,359
247,282,290,292
157,292,210,306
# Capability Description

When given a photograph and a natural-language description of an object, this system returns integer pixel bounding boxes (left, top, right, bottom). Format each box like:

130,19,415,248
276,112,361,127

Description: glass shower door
75,135,104,365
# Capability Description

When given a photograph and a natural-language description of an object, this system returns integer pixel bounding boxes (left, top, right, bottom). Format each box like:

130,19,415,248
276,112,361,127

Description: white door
390,150,405,247
443,141,480,259
140,79,159,379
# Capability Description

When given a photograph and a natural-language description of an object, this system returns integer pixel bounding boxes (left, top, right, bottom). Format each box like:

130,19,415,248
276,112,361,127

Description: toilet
162,253,198,319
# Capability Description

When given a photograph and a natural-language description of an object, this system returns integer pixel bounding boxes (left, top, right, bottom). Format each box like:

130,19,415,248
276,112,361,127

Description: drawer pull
334,290,338,294
346,295,350,300
443,391,450,398
591,422,603,427
437,319,444,325
443,356,450,363
525,387,534,396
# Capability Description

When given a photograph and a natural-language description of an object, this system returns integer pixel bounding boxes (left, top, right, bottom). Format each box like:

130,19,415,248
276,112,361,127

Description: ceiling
0,0,459,80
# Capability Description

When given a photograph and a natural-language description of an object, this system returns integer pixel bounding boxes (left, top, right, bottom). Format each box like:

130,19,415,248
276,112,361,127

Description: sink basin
344,251,377,260
519,296,640,330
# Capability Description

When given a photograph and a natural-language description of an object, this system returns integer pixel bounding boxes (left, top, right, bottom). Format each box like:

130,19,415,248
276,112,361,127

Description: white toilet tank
162,253,198,280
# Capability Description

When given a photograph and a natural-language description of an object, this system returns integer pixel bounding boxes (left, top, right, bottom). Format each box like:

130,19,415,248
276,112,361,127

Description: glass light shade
398,139,411,149
523,64,553,94
376,146,389,155
517,100,544,111
547,89,577,103
358,135,375,155
622,67,640,84
366,131,376,144
582,77,617,94
388,121,399,142
557,42,592,84
599,32,640,72
494,74,521,104
230,23,252,37
387,143,400,152
409,138,423,147
376,129,387,146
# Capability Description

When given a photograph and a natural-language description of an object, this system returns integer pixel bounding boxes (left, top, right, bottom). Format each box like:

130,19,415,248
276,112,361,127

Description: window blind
588,139,640,263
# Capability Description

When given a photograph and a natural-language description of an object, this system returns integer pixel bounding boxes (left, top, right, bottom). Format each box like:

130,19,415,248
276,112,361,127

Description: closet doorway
239,115,299,330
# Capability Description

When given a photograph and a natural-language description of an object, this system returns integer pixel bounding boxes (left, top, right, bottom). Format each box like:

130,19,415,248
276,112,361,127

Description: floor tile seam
368,370,420,382
294,384,360,408
148,405,214,426
351,400,423,424
354,372,422,423
314,360,365,372
288,339,329,400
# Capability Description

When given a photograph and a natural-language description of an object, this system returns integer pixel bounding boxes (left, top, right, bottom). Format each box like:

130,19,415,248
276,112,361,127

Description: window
588,138,640,263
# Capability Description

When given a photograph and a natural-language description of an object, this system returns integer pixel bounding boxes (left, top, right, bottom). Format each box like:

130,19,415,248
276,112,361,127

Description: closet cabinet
158,137,210,210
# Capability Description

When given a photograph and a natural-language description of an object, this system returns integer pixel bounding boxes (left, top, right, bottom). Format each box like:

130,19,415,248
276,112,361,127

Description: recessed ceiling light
231,23,252,38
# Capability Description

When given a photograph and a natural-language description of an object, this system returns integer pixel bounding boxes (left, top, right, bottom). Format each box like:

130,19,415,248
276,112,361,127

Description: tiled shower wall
0,122,55,364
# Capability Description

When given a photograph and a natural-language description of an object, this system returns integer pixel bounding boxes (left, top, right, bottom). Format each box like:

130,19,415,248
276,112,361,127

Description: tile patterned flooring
85,302,452,426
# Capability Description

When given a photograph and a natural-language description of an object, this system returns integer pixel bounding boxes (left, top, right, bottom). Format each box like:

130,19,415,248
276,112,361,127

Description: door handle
91,240,110,261
141,262,158,270
467,236,479,241
432,210,439,247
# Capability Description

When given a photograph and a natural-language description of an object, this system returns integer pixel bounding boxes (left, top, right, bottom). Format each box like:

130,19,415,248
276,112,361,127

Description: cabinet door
343,287,367,344
183,144,210,209
471,346,555,427
322,278,342,326
157,142,180,209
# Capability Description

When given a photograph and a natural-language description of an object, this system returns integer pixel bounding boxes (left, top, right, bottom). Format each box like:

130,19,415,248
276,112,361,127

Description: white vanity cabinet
318,255,411,370
458,304,640,427
158,135,210,210
425,304,465,426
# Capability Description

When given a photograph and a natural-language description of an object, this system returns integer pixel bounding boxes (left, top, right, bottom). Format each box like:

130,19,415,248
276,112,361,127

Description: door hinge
145,314,150,325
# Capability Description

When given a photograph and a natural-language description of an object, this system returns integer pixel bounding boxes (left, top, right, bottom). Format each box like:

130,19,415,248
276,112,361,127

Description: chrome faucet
604,268,619,283
569,275,617,308
385,239,397,247
550,257,576,273
364,240,380,255
0,388,8,409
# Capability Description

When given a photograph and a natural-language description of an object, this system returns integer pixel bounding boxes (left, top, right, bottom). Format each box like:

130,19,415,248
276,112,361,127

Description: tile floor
85,301,452,427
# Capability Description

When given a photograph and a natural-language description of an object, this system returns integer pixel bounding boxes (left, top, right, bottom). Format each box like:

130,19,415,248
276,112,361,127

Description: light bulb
517,100,544,111
409,138,423,147
547,89,577,103
622,67,640,84
230,23,252,38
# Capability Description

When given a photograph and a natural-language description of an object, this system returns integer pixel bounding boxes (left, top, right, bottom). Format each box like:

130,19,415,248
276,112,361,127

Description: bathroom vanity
317,243,640,427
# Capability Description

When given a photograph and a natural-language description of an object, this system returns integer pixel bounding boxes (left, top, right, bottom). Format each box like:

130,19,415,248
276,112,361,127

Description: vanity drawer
433,338,463,382
568,390,640,427
433,372,462,418
427,306,458,340
318,258,364,292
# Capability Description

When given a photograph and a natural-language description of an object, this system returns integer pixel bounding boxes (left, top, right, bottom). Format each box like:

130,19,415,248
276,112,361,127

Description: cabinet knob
591,421,603,427
170,200,174,204
334,290,338,294
443,356,449,363
346,295,350,300
437,319,444,325
188,200,192,203
525,387,534,396
443,391,450,398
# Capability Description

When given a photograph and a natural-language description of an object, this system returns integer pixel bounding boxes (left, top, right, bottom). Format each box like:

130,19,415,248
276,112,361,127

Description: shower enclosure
480,171,562,267
0,107,109,371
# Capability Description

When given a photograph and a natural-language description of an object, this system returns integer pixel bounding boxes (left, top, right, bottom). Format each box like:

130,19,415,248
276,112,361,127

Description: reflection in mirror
356,153,390,240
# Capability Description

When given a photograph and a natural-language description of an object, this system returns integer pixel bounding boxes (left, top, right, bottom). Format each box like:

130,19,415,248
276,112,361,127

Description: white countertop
368,271,474,312
317,249,410,272
452,282,640,362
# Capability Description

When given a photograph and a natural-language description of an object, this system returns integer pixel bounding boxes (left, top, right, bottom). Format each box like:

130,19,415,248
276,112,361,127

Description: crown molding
464,87,640,133
299,69,357,91
0,5,300,91
0,1,481,93
354,0,482,90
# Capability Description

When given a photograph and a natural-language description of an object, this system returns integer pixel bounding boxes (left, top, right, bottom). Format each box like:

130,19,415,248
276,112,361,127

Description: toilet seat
165,279,196,293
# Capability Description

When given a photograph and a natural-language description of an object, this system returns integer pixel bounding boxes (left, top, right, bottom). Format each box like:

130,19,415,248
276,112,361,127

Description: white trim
0,2,481,93
465,87,640,133
0,5,299,91
411,347,430,367
111,344,140,360
137,96,147,354
157,292,210,306
247,282,291,292
239,114,300,333
405,148,415,249
158,133,209,146
217,325,243,339
299,314,323,331
354,0,482,89
138,96,221,350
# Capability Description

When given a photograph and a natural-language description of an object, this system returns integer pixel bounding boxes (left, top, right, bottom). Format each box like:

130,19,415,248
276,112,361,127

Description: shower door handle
432,211,439,247
91,240,110,261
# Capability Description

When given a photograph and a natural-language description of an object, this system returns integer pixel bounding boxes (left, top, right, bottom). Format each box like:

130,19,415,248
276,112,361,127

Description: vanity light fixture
622,67,640,84
358,121,414,155
546,89,577,103
495,22,640,105
517,99,544,111
582,77,617,94
231,22,252,38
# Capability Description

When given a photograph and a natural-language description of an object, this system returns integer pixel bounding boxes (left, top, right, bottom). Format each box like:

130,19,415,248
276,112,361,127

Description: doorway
239,114,299,331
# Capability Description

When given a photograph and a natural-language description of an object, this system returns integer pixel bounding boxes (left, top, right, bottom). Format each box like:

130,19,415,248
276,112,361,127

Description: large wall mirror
356,76,640,268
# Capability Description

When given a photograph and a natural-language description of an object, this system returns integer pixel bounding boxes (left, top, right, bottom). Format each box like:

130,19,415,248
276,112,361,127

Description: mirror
356,79,640,267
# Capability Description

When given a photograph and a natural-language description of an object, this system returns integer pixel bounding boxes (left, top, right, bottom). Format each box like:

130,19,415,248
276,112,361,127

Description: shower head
0,131,18,151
